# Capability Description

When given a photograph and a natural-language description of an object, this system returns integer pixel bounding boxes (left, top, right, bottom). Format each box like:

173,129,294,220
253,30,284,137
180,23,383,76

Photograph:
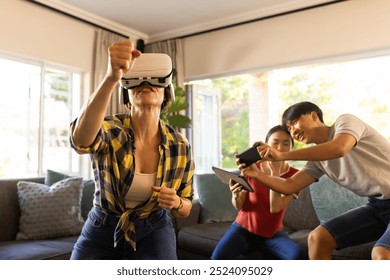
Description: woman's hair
265,125,294,148
281,101,324,130
161,86,173,112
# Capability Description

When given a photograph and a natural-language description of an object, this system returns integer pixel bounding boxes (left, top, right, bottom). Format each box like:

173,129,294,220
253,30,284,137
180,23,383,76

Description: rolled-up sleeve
69,119,104,154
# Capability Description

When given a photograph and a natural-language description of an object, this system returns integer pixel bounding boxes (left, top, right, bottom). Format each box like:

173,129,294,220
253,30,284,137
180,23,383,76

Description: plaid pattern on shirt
70,114,194,250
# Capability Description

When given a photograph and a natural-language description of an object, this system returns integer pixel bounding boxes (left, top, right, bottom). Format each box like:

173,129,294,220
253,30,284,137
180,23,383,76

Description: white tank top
125,172,156,208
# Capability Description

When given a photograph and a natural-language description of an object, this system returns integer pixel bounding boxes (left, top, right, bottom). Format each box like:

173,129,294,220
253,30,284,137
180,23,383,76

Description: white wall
0,0,95,72
0,1,140,76
4,1,390,85
183,0,390,81
0,0,142,178
0,0,145,116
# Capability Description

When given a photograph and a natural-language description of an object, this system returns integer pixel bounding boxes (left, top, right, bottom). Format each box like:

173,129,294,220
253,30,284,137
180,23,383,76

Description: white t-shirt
303,114,390,199
125,172,156,208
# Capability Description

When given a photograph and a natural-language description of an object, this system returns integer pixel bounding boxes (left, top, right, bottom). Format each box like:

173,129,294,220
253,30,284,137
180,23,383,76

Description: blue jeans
70,206,177,260
211,222,307,260
322,197,390,250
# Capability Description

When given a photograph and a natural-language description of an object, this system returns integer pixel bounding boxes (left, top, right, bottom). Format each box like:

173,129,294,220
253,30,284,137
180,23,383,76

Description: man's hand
257,143,283,161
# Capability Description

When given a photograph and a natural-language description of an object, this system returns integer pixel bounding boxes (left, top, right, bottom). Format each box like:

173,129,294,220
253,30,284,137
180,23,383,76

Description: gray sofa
174,173,376,260
0,173,94,260
0,171,375,260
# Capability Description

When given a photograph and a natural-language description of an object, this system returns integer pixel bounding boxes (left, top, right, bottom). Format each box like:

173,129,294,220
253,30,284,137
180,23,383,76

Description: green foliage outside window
212,76,250,168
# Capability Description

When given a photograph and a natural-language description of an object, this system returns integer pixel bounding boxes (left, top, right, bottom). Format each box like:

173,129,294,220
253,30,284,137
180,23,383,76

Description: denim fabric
211,222,307,260
70,206,177,260
322,198,390,250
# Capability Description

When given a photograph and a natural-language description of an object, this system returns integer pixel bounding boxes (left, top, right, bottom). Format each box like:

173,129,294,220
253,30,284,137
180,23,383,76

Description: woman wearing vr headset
69,40,194,260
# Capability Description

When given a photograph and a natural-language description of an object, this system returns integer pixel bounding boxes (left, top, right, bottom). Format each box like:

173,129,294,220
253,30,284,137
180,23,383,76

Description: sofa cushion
45,169,94,220
0,177,44,241
194,173,238,223
45,169,71,186
177,221,232,257
283,187,320,232
331,241,374,260
0,236,78,260
310,176,368,222
286,229,311,251
16,177,84,240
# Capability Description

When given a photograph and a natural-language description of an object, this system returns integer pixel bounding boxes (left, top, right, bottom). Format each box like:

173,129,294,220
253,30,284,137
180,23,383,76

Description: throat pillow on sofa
45,169,95,220
194,173,238,223
16,177,84,240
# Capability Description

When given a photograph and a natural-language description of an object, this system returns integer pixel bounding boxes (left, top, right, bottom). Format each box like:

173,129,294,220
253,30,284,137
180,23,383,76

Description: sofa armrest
172,199,200,231
0,177,45,241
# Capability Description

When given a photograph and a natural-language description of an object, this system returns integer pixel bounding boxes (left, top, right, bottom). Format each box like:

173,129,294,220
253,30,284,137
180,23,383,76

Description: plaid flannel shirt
70,114,194,250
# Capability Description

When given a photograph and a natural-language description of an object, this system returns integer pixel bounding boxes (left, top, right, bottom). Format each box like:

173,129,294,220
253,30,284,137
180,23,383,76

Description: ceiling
36,0,339,42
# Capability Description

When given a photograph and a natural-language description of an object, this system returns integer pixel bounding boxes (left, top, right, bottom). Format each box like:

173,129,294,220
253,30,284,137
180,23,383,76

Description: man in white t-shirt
240,101,390,260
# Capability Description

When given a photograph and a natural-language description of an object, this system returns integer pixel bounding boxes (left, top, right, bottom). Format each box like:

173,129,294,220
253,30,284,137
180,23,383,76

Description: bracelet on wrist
172,197,183,212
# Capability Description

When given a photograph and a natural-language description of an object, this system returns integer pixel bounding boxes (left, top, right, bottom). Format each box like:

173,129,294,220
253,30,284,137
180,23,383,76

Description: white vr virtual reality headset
120,53,175,102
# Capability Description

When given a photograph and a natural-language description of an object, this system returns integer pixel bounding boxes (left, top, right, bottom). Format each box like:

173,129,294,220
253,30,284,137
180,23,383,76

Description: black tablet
212,166,254,192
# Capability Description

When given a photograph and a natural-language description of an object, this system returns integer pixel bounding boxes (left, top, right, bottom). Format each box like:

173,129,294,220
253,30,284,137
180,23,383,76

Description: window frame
0,52,83,178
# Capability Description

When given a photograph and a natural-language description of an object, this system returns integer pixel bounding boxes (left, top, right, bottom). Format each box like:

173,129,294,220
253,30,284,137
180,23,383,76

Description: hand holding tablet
212,166,254,192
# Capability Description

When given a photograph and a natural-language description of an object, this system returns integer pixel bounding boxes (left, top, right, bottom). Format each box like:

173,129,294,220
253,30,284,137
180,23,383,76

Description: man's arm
260,133,356,162
242,167,316,196
269,191,295,213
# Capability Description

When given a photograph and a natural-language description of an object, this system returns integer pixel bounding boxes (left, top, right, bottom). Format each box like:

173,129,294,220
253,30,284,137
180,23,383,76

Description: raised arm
72,40,141,148
241,165,315,196
258,133,356,162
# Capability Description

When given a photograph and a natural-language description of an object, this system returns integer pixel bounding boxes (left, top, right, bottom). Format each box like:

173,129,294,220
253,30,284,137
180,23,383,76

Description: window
190,53,390,173
0,56,81,178
190,84,221,173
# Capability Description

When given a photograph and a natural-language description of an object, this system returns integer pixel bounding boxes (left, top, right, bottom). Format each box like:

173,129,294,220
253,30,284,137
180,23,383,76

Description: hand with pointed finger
151,186,181,210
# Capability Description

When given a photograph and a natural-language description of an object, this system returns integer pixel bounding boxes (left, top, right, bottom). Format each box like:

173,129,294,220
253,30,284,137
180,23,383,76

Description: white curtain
92,29,128,115
144,39,184,88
